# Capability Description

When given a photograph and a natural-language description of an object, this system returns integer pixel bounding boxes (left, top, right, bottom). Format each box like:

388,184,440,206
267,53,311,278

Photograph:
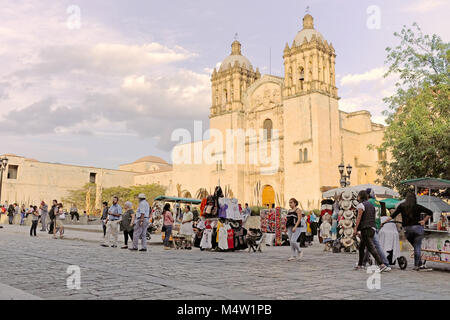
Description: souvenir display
198,187,248,252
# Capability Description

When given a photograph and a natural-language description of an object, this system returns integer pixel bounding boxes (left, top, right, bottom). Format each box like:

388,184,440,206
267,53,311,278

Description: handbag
162,225,167,232
59,213,66,220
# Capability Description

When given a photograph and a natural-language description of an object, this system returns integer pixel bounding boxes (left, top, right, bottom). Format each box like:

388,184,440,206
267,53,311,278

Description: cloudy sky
0,0,448,169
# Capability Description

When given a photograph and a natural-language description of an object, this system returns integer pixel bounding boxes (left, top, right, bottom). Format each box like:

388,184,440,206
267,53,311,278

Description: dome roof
293,14,324,47
219,40,253,72
133,156,168,165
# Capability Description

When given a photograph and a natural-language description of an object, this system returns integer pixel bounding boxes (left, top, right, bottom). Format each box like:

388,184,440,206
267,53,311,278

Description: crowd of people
0,199,71,238
0,188,444,272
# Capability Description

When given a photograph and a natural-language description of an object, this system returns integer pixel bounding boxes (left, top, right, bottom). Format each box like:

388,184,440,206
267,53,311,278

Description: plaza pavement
0,224,449,300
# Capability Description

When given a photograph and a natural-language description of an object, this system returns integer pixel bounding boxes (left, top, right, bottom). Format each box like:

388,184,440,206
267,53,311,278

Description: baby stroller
145,222,157,240
246,228,265,253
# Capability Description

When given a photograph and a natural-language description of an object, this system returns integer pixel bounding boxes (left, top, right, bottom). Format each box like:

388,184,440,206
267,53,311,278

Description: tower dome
219,40,253,72
293,14,324,46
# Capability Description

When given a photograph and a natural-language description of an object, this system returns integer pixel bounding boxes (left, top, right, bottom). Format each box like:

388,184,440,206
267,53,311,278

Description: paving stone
0,226,449,300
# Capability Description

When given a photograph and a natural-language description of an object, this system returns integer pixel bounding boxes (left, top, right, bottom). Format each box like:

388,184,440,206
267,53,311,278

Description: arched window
263,119,273,141
303,148,308,162
298,67,304,90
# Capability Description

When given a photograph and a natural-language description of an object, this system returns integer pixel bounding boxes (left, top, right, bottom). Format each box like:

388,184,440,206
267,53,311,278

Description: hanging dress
200,228,212,249
218,224,228,250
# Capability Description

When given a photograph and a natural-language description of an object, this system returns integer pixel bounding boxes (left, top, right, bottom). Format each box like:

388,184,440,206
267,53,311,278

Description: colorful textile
227,227,234,249
200,198,207,216
219,198,241,220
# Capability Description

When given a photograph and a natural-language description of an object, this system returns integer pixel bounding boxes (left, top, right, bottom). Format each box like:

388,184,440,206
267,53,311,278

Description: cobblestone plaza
0,226,448,300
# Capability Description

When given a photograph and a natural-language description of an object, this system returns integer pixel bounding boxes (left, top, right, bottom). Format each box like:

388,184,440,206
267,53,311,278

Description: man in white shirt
101,196,122,248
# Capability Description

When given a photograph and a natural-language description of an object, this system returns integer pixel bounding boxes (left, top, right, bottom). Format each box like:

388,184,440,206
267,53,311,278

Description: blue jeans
363,230,390,266
163,225,173,247
404,225,424,267
287,226,302,257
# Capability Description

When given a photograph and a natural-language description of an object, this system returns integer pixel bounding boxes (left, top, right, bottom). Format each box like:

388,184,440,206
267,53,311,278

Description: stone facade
136,14,387,210
0,154,138,209
0,14,387,211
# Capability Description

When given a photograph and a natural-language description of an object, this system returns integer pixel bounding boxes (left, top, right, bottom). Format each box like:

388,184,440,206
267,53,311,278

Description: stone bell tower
210,40,260,118
283,14,338,98
282,14,341,207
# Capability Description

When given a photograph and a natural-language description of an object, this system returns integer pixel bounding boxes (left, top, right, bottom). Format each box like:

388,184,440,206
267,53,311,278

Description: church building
0,14,386,211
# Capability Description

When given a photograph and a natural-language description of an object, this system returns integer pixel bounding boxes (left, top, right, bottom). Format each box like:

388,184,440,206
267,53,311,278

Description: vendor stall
321,184,399,252
196,186,248,252
400,178,450,269
153,196,201,248
260,207,287,246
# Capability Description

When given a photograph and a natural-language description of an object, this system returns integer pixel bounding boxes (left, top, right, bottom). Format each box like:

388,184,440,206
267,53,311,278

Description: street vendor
180,205,194,250
382,192,433,271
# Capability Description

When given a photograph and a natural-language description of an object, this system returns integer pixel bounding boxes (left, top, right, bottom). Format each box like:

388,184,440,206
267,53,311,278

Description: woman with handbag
120,201,135,249
162,203,174,250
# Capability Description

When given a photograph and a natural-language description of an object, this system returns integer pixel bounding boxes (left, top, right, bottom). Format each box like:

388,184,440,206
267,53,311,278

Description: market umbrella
322,184,399,198
418,196,450,213
398,196,450,213
400,177,450,190
380,198,400,209
400,177,450,215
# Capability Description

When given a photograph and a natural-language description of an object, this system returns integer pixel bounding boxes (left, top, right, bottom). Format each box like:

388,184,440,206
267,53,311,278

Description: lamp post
0,156,8,204
338,162,352,187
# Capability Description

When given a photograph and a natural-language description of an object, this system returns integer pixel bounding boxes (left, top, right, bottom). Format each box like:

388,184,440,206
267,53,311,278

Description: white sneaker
379,265,391,272
288,256,296,261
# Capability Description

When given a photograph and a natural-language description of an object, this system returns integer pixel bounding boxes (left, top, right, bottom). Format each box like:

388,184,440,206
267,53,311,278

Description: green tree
102,184,166,209
62,183,96,212
63,183,166,215
376,23,450,195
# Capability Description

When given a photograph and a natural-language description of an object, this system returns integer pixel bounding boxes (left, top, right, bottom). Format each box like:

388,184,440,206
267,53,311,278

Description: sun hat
138,193,146,199
343,227,354,237
352,200,359,208
343,210,354,220
342,190,352,200
340,200,352,210
340,219,353,228
338,209,344,216
341,237,354,247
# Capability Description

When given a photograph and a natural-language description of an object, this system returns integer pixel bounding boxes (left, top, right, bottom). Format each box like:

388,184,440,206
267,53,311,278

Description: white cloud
338,66,398,126
0,1,211,154
340,67,386,86
403,0,448,12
